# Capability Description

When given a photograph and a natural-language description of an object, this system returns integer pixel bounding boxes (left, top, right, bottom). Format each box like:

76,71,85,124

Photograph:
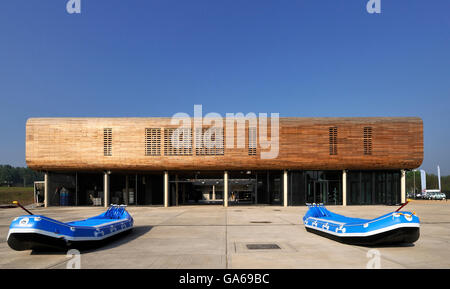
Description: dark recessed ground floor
41,169,405,207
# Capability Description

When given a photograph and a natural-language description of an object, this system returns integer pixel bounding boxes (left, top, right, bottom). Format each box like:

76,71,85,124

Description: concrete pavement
0,201,449,269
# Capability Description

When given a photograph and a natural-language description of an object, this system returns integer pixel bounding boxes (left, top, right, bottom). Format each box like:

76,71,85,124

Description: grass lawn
0,187,34,205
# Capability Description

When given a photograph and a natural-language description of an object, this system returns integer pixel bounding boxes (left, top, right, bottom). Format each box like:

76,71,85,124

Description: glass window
288,171,342,206
361,172,373,205
348,171,401,205
48,172,76,206
255,171,282,205
289,171,305,205
348,171,361,205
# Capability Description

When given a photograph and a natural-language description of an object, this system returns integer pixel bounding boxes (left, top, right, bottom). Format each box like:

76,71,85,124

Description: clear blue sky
0,0,449,174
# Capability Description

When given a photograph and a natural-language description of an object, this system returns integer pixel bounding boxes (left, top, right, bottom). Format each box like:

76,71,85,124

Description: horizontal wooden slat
25,117,423,171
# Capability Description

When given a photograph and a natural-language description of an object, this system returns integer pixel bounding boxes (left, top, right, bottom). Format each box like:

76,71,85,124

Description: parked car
416,192,428,199
435,193,446,200
426,192,446,200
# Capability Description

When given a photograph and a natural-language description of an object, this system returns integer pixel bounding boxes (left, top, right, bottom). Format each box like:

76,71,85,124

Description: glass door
319,181,329,204
306,180,329,204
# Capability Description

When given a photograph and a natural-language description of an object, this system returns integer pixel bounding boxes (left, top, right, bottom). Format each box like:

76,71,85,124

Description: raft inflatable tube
303,204,419,246
7,205,133,251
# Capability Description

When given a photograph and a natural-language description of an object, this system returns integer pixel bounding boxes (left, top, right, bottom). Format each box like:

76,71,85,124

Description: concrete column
283,170,288,207
164,171,169,207
342,170,347,206
224,171,228,207
135,174,138,205
175,174,179,206
125,175,129,205
182,183,185,204
401,169,406,203
104,172,110,207
44,172,49,208
75,172,78,206
212,185,216,201
255,173,258,204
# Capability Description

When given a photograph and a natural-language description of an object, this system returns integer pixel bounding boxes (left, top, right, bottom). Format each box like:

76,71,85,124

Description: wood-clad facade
26,117,422,207
26,117,422,171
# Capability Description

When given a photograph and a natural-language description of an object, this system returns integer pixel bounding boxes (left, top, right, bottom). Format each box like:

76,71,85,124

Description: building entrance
169,172,225,205
168,171,281,206
289,171,342,205
307,180,328,204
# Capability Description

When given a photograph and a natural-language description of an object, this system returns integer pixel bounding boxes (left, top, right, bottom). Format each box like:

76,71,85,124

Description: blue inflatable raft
7,205,133,251
303,204,420,246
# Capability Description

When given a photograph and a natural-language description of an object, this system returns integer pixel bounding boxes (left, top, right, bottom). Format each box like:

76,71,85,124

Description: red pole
13,201,33,215
395,201,409,212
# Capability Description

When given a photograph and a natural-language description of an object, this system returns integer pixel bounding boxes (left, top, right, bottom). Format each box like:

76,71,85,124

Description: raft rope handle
394,201,416,218
307,204,417,227
395,212,415,218
308,209,417,228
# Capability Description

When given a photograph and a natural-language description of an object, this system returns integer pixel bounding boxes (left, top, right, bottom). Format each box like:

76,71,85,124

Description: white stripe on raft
304,222,419,237
307,212,400,227
6,225,132,242
307,217,347,226
14,216,126,229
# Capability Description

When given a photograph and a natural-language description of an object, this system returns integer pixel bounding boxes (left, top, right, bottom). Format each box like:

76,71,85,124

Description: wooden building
25,117,423,207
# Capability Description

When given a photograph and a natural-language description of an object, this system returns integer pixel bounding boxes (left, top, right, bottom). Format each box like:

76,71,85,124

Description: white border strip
307,217,348,226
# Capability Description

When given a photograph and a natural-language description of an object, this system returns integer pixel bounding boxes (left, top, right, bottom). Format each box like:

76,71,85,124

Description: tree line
406,170,449,193
0,165,44,187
